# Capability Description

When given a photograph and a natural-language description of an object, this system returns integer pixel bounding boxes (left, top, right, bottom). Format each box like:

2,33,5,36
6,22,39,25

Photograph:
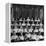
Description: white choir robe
36,35,39,41
27,23,30,26
40,23,43,27
19,36,24,40
11,35,18,40
36,23,39,26
39,28,44,32
31,34,37,40
24,28,27,32
19,18,22,21
39,35,44,39
29,28,33,32
37,19,40,22
26,33,31,38
18,28,23,33
34,29,38,32
32,23,35,26
19,23,22,26
14,28,18,33
31,18,33,21
27,19,30,21
35,19,38,22
22,23,26,26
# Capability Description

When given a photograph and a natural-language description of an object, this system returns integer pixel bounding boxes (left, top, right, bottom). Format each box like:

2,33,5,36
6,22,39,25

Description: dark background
11,4,44,24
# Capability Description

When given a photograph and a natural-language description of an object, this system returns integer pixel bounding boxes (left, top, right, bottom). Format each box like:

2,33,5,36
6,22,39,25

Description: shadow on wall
5,3,10,43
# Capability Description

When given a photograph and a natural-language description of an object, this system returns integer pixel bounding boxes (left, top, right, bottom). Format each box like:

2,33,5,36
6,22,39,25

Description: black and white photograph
0,0,46,46
11,4,44,42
